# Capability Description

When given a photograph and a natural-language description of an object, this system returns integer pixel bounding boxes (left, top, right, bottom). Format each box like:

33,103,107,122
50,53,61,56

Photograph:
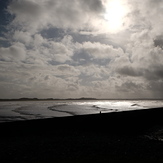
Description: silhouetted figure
100,111,101,114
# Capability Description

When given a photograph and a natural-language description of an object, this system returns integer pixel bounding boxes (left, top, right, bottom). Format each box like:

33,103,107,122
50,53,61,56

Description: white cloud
13,31,32,45
0,42,26,62
80,41,124,59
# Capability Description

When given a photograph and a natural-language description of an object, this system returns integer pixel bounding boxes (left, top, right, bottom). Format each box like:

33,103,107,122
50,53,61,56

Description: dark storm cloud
116,66,143,77
81,0,104,13
41,28,65,39
144,66,163,81
7,0,105,33
117,65,163,82
154,36,163,49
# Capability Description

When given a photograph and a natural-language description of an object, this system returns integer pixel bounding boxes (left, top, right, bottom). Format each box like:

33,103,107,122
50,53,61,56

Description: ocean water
0,100,163,123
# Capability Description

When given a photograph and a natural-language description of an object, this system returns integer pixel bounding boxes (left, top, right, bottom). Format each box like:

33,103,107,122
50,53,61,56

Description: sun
103,0,128,32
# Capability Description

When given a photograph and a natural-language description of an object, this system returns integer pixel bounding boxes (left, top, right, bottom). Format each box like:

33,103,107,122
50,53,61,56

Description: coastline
0,107,163,162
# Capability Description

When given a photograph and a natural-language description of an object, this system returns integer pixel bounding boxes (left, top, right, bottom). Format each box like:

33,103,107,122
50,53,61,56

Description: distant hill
0,97,162,101
0,97,97,101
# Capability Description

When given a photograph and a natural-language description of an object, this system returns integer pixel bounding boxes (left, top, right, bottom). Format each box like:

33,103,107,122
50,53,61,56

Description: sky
0,0,163,99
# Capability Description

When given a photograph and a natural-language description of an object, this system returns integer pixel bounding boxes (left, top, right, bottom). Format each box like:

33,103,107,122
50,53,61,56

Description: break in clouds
0,0,163,99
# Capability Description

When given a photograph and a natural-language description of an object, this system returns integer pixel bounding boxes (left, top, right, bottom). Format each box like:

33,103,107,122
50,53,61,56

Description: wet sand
0,107,163,162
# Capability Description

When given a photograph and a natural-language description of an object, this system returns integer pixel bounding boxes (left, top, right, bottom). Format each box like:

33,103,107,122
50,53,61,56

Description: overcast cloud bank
0,0,163,99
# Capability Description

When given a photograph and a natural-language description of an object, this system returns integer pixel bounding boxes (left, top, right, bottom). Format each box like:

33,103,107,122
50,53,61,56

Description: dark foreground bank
1,108,163,162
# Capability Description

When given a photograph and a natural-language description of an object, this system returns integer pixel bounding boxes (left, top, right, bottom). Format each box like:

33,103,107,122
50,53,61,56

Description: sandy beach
0,107,163,162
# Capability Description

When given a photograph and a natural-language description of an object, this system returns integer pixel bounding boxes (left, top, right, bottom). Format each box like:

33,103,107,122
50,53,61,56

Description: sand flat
0,108,163,162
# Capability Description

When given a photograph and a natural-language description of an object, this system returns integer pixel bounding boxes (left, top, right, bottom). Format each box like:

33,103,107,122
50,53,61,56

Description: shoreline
0,107,163,162
1,107,163,134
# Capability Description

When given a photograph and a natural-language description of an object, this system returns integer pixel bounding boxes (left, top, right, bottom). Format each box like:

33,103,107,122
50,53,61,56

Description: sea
0,99,163,123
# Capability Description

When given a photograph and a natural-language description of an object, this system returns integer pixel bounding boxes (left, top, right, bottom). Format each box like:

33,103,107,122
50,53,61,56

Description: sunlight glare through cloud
103,0,128,32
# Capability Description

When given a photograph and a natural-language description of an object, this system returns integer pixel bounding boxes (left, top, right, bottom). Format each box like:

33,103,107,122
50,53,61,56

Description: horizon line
0,97,163,101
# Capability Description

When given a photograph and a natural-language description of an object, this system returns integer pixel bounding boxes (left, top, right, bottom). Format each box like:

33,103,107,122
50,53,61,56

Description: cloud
13,31,32,45
80,41,124,59
0,61,82,98
0,42,26,62
10,34,75,65
127,0,163,36
116,66,143,77
8,0,105,33
1,0,163,99
56,64,80,77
